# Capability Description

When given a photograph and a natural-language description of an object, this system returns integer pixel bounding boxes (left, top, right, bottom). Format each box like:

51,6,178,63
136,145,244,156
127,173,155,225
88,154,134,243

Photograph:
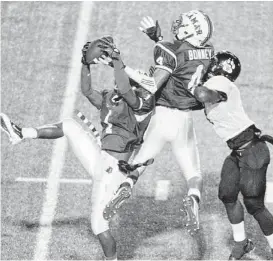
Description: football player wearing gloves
193,51,273,260
103,10,215,236
0,38,154,260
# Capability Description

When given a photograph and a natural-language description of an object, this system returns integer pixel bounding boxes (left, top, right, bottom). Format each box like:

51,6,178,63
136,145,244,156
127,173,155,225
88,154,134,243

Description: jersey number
188,64,204,92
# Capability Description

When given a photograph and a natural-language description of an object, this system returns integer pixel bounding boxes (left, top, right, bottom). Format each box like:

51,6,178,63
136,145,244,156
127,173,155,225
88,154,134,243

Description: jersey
154,40,214,110
203,75,254,141
100,90,154,152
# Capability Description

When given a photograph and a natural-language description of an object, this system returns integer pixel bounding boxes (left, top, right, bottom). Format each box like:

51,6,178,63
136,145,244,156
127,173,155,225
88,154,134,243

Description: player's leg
103,109,168,219
218,153,254,260
240,141,273,256
90,152,127,259
132,108,168,172
1,113,101,177
170,113,202,234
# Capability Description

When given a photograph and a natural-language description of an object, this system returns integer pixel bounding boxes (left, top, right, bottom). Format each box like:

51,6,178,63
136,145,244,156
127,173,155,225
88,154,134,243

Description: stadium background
1,1,273,260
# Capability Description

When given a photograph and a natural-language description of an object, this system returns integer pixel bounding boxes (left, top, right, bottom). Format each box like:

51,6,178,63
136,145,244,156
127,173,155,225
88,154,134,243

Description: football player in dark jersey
193,51,273,260
101,10,215,235
1,42,154,260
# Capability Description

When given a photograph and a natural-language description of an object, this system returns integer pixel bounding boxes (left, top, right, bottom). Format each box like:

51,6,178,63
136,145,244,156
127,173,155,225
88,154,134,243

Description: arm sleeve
154,42,177,73
203,75,232,96
80,65,103,110
113,57,142,110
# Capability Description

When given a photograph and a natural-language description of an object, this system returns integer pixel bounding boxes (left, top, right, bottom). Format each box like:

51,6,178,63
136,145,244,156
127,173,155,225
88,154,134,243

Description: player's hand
118,160,137,174
81,41,92,65
93,55,114,67
98,38,120,60
139,16,163,43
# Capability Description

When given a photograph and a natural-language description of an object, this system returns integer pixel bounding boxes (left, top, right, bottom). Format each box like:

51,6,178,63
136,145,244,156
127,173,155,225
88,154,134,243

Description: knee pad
91,211,109,236
243,196,265,216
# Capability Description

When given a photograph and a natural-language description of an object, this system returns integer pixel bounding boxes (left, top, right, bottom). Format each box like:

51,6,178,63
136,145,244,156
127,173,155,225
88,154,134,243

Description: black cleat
103,183,132,220
1,113,23,144
229,239,254,260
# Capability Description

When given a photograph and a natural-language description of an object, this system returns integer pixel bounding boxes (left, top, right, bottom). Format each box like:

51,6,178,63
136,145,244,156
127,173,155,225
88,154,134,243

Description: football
85,36,113,64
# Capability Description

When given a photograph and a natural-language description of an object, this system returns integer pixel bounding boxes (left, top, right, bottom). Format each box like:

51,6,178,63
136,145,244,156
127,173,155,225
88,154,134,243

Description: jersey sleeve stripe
155,43,177,69
155,65,173,74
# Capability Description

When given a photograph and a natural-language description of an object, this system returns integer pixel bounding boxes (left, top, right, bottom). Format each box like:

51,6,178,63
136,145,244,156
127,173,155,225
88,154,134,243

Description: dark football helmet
203,51,241,82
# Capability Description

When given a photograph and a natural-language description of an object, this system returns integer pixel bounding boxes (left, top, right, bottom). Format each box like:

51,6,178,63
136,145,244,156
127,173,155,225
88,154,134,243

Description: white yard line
155,180,170,201
33,2,93,260
16,177,92,184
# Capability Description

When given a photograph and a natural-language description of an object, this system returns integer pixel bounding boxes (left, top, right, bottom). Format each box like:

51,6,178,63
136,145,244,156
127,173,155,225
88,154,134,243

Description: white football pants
62,118,127,235
133,106,201,181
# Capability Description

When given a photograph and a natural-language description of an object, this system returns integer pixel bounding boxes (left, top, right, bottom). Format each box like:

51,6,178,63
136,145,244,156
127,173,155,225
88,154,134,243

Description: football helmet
171,10,213,47
204,51,241,82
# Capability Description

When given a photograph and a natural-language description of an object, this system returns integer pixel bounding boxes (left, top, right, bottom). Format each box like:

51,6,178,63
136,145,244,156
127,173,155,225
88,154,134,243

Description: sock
188,188,201,202
231,221,246,242
22,128,38,139
265,233,273,248
123,177,134,188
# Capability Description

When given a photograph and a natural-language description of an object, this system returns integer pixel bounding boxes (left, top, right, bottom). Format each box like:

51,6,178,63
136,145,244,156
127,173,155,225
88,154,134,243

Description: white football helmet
171,10,213,47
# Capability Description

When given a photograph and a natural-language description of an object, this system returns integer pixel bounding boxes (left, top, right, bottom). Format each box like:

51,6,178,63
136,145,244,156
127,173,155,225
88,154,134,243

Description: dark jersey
154,40,214,110
100,90,154,153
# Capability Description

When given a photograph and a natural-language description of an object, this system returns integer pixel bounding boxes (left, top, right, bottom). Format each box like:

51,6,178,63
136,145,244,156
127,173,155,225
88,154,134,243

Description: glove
81,37,114,65
118,160,137,174
97,37,120,60
94,55,114,68
118,159,154,174
139,16,163,43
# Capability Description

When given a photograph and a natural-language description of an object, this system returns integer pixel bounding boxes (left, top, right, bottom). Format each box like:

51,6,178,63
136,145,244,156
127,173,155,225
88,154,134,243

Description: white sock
188,188,201,201
265,233,273,248
22,128,38,139
124,177,134,188
231,221,246,242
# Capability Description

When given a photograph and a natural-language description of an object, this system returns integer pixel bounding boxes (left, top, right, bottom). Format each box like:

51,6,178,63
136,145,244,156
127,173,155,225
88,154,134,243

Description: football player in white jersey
193,51,273,260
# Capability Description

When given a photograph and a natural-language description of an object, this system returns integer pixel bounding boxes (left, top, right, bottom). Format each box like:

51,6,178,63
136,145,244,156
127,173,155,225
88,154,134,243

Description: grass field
1,1,273,260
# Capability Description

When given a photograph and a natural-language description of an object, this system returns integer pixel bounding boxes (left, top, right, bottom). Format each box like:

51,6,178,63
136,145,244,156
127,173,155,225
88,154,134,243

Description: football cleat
228,239,254,260
1,113,23,145
103,183,132,220
182,195,200,236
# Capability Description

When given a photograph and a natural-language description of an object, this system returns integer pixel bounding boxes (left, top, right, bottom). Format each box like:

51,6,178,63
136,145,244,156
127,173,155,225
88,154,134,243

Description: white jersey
203,75,254,141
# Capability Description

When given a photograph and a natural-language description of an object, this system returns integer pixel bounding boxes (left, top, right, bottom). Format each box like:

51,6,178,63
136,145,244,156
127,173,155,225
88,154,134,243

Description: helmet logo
186,13,202,35
222,58,235,73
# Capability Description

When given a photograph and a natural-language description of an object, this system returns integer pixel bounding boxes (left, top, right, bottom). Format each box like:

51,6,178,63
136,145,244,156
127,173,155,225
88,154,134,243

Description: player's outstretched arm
80,64,103,110
98,39,143,110
112,56,144,110
194,85,227,104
